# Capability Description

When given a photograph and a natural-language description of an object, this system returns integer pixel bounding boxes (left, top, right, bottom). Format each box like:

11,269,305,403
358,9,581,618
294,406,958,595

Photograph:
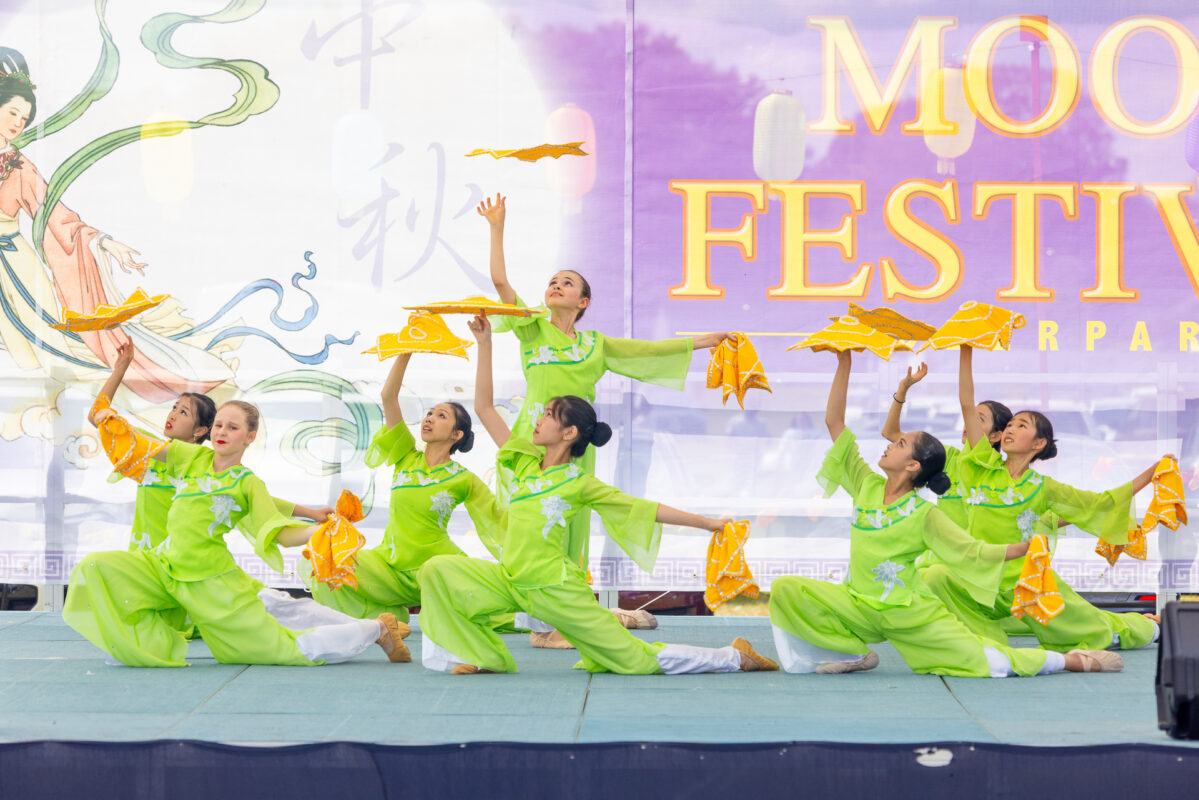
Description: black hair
910,431,952,495
554,270,592,322
979,400,1013,451
0,49,37,127
180,392,217,444
548,395,611,458
445,401,474,454
1015,410,1058,462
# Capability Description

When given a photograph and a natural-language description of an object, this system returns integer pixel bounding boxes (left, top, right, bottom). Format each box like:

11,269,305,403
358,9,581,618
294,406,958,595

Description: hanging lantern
1186,112,1199,174
545,103,596,214
753,89,805,181
924,66,976,176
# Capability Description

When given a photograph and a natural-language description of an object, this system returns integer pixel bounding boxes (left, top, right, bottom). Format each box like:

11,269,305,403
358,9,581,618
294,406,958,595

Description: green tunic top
492,294,694,438
159,441,304,581
496,437,661,588
936,445,970,529
364,422,504,571
956,437,1133,549
817,428,1008,610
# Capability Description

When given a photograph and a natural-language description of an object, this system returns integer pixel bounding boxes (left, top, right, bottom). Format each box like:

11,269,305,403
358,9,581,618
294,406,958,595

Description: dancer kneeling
416,315,776,675
64,394,408,667
768,350,1121,677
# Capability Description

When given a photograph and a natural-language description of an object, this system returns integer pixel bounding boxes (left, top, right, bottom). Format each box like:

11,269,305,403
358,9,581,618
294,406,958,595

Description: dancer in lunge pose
768,350,1122,677
415,315,777,675
918,346,1164,653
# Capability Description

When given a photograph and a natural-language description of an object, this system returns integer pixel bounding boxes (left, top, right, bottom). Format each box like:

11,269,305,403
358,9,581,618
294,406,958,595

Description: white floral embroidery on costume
393,470,410,487
208,494,242,534
896,498,917,517
525,477,551,493
965,487,987,506
866,509,886,528
579,332,594,347
416,473,438,486
541,495,571,539
563,343,586,361
872,560,905,602
565,464,580,479
154,535,171,555
130,532,152,550
1017,509,1039,542
196,476,222,494
528,402,545,424
445,463,461,476
167,475,189,499
999,487,1020,505
387,537,397,561
529,346,558,365
1027,474,1042,486
430,491,455,528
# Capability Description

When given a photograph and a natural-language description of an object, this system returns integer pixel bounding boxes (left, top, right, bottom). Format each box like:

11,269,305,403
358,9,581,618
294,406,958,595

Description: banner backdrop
0,0,1195,595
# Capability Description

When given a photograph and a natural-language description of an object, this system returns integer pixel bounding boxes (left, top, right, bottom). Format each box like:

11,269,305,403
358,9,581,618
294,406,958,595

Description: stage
3,611,1199,798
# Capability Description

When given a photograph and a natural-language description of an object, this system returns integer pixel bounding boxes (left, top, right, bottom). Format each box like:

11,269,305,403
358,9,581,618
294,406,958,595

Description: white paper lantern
924,66,976,176
753,89,806,181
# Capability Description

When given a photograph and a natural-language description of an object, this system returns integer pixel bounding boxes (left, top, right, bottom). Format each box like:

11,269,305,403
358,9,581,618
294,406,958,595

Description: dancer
64,397,409,667
768,350,1122,677
301,351,504,623
918,346,1164,652
414,315,777,675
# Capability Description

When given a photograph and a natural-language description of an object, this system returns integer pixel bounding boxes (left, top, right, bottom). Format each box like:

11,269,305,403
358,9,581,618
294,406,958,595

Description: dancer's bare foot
1065,649,1124,672
375,613,412,663
731,637,779,671
530,630,575,649
815,650,879,674
1144,612,1161,624
612,608,658,630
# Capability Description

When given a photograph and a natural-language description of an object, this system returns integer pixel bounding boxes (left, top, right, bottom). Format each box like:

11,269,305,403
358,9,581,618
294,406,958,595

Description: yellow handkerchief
1011,534,1064,625
706,332,771,409
1096,457,1187,566
465,142,588,162
920,301,1026,351
88,394,168,483
704,520,760,612
833,304,936,341
788,316,912,361
403,297,537,317
363,312,472,360
302,490,368,590
52,288,169,332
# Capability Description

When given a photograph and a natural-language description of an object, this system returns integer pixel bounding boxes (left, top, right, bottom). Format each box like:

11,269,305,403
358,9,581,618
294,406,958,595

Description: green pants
418,555,663,674
768,576,1049,677
920,563,1157,651
65,550,318,668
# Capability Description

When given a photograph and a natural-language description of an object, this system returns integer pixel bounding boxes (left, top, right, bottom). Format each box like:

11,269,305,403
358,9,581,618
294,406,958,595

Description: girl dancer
64,394,409,667
768,350,1121,676
301,351,504,623
415,315,777,675
919,346,1163,652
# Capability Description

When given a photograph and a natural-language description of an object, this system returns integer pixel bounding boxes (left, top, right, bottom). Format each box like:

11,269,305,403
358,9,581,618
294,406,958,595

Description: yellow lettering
1129,320,1152,351
1039,320,1059,351
768,182,871,300
1086,320,1106,351
1143,183,1199,300
807,16,957,135
973,182,1078,301
964,16,1081,137
1090,17,1199,138
1080,183,1138,301
668,181,768,299
879,180,962,302
1181,321,1199,352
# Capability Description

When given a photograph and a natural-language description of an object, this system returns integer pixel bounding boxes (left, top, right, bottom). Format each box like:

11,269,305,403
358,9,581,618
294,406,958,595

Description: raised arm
959,346,985,448
467,314,511,447
380,352,413,428
825,350,851,443
692,332,729,350
97,342,136,408
477,193,516,305
1131,455,1176,495
655,504,732,532
882,362,927,443
274,523,322,548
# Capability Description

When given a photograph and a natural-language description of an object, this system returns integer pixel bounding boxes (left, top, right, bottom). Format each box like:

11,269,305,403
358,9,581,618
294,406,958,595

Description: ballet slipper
376,613,411,663
1068,649,1124,673
450,663,497,675
612,608,658,630
731,637,779,672
815,650,879,674
530,630,575,650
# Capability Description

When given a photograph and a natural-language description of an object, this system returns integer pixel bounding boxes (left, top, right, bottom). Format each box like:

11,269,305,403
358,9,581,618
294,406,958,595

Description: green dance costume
769,429,1058,677
302,422,504,623
417,438,743,675
920,438,1158,651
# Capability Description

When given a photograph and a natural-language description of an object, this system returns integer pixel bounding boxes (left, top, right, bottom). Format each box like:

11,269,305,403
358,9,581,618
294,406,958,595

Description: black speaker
1156,600,1199,739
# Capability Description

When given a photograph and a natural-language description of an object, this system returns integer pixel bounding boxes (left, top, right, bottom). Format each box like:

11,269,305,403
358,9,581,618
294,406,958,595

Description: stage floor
1,611,1193,748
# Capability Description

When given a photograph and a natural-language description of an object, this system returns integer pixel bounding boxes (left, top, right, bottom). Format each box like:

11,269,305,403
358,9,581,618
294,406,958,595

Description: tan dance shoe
376,613,412,663
731,637,779,672
815,650,879,674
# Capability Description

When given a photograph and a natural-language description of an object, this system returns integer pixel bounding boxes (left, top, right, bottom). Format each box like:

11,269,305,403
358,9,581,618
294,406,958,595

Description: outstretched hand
899,362,928,391
476,193,506,227
113,341,135,371
467,313,491,343
100,238,147,275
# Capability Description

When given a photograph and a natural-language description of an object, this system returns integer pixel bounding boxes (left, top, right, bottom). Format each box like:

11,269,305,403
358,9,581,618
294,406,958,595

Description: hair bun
590,421,612,448
927,471,952,496
456,429,475,454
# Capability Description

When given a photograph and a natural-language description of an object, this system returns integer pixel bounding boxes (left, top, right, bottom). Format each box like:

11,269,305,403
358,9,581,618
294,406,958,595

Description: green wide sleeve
496,436,543,474
1044,476,1134,545
815,428,874,500
464,473,506,560
601,334,694,392
490,293,547,343
364,422,418,469
922,506,1008,607
245,476,312,574
271,496,298,517
958,437,1005,488
580,477,662,573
